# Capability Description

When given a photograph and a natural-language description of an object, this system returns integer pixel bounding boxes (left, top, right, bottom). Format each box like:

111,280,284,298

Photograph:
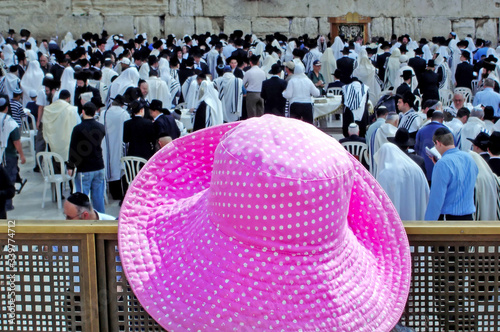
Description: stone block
370,17,392,40
476,19,498,42
1,0,44,16
223,17,251,35
252,17,289,35
0,16,10,36
290,18,318,37
405,0,461,17
452,19,475,39
103,15,134,37
203,0,258,17
46,0,71,15
394,17,421,39
420,17,451,39
462,0,500,18
309,0,403,18
55,15,103,39
257,1,309,17
196,17,221,34
91,0,167,16
134,16,163,39
165,16,195,37
318,17,330,37
169,0,202,16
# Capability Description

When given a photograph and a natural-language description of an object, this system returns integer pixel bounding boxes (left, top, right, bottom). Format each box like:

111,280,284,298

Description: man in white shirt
458,107,486,151
282,62,320,124
242,54,266,118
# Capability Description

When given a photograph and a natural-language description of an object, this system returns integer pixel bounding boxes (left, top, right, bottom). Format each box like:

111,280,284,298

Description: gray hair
470,107,484,119
386,112,399,125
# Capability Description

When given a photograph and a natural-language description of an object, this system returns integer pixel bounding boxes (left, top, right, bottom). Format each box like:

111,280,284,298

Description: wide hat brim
388,136,416,147
119,116,411,331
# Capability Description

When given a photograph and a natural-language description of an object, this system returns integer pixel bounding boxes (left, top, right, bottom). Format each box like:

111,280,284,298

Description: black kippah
67,192,91,207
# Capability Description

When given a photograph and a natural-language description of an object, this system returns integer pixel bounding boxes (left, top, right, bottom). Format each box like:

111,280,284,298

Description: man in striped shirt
10,87,25,128
397,90,422,138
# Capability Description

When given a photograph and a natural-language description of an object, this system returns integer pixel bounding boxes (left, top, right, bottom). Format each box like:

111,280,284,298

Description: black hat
414,47,423,55
427,59,435,68
268,63,283,75
461,50,471,60
9,65,17,73
400,70,414,80
249,54,261,63
8,29,15,35
418,38,428,45
486,54,498,63
67,192,91,208
111,94,125,105
457,40,469,48
489,131,500,150
153,40,163,49
91,96,104,108
74,70,91,81
184,56,195,67
467,132,490,151
381,41,391,49
342,46,350,55
42,77,59,90
483,61,497,72
149,99,163,111
388,128,415,147
333,68,342,78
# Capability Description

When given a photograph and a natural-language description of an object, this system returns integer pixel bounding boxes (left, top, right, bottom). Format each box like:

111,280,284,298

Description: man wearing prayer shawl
352,49,381,104
42,89,80,162
101,58,118,89
341,79,370,138
192,80,223,131
1,66,21,100
469,151,500,220
98,95,130,200
458,108,486,151
303,39,322,74
206,42,224,80
374,143,429,220
213,66,243,123
146,71,171,110
373,112,399,160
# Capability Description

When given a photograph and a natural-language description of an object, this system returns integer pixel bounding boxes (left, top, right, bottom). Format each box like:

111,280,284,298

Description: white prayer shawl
319,48,337,86
158,58,171,83
41,99,79,161
3,73,20,100
198,81,223,128
59,66,77,105
343,81,369,121
183,75,199,110
26,49,38,63
101,67,119,89
317,38,328,53
139,63,150,81
437,45,450,59
445,118,464,138
352,49,380,104
374,143,429,221
146,76,171,108
2,44,15,67
304,48,322,74
169,68,181,106
206,49,221,79
458,117,486,151
213,72,243,122
450,45,462,85
113,46,125,59
331,37,344,61
435,54,452,90
469,151,499,220
0,113,18,163
20,60,44,106
422,44,433,62
284,41,296,62
99,105,130,182
465,37,476,53
394,65,418,94
373,123,398,156
493,119,500,132
261,56,277,79
384,49,401,89
105,36,114,52
61,32,77,53
108,68,140,101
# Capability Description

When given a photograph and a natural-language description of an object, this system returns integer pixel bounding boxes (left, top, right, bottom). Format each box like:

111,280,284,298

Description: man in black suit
327,69,345,89
395,70,413,97
488,132,500,176
376,42,392,83
455,50,475,89
192,50,211,76
123,99,156,160
468,132,491,162
419,60,439,103
74,70,101,114
408,47,426,86
231,39,247,60
149,99,180,144
261,64,287,116
50,52,68,83
336,47,355,84
178,57,196,86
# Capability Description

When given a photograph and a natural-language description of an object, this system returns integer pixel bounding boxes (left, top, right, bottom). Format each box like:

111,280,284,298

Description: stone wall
4,0,500,43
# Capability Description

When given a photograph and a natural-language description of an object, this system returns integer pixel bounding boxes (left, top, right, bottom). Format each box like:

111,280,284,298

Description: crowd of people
0,27,499,223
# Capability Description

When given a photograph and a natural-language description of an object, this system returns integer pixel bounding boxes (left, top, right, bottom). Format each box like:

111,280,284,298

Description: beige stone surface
56,15,104,38
370,17,392,40
318,17,330,37
462,0,500,18
252,18,290,35
196,17,221,34
476,19,498,42
169,0,202,16
0,17,10,36
203,0,258,17
103,15,134,37
224,17,252,35
165,16,195,36
394,17,421,39
420,17,452,39
405,0,461,17
290,18,318,37
452,19,475,38
258,1,309,17
134,16,163,39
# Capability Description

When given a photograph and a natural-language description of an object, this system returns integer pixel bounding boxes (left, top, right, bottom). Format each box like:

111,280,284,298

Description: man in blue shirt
473,78,500,116
415,110,446,181
424,127,478,220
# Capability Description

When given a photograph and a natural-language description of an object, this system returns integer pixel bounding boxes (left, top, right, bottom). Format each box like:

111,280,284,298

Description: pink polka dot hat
119,115,411,331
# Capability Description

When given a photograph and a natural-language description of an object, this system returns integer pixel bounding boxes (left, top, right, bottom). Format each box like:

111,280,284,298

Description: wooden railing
1,220,500,332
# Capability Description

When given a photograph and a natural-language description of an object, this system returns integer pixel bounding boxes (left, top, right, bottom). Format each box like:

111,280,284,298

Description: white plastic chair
341,141,369,170
326,87,343,98
20,113,37,157
471,79,481,96
121,156,147,186
36,152,76,209
454,87,473,104
439,89,454,107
